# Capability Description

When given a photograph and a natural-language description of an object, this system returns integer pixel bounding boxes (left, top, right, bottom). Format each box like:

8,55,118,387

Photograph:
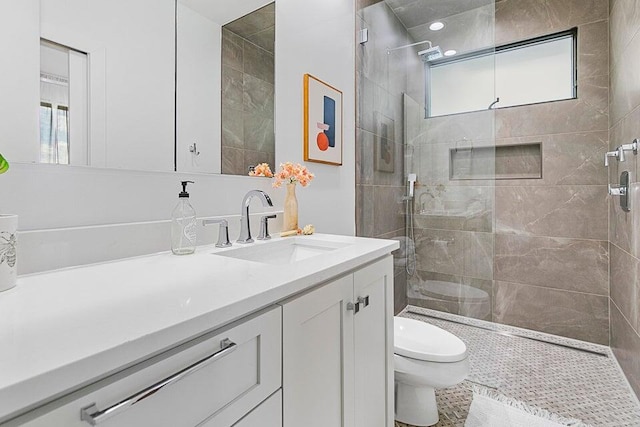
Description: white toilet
394,317,469,426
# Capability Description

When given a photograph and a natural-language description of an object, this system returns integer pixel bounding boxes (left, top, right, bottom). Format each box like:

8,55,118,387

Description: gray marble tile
495,0,608,45
407,270,493,321
495,185,608,240
408,4,495,55
243,41,274,84
356,128,374,185
355,185,375,237
414,228,466,275
413,185,494,232
221,106,244,149
224,3,274,40
221,147,244,175
610,27,640,126
608,98,640,189
388,0,493,29
243,74,274,116
373,186,406,236
247,27,275,54
243,112,274,153
609,183,640,257
494,234,609,295
243,149,270,174
423,110,495,146
610,0,640,69
495,75,609,138
464,232,494,280
395,271,408,315
221,29,243,72
578,20,610,80
610,243,640,333
493,281,609,344
611,301,640,397
221,65,244,111
495,132,609,186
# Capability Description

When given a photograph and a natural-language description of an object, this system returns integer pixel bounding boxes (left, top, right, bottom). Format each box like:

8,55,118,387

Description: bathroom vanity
0,234,398,427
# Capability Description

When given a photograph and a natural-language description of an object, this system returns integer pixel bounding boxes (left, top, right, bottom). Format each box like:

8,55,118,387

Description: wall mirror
1,0,275,175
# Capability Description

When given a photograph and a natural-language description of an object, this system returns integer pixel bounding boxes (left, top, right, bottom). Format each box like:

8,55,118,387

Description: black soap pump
171,181,196,255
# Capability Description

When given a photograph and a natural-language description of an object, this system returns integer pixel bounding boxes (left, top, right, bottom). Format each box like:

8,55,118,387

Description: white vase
0,215,17,292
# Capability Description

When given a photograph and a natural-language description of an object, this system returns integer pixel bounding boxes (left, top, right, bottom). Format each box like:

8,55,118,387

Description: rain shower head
418,45,443,61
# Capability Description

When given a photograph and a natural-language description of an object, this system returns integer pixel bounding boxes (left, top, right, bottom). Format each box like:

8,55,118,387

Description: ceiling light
444,49,457,57
429,21,445,31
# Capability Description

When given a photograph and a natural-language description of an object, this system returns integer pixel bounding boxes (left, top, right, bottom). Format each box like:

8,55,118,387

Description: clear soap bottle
171,180,197,255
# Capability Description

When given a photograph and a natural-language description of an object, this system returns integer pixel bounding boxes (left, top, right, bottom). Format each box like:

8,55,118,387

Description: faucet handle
257,215,277,240
605,150,620,167
203,219,232,248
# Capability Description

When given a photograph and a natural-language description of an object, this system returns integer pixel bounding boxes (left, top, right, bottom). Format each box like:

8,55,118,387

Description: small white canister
0,214,17,292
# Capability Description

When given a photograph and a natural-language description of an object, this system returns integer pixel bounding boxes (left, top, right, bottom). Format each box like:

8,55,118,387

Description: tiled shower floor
396,306,640,427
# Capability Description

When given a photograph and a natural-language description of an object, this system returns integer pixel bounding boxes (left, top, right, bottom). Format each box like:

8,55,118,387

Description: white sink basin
214,237,350,265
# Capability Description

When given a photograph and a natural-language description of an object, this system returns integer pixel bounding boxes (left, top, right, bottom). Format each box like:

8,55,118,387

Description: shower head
418,45,443,61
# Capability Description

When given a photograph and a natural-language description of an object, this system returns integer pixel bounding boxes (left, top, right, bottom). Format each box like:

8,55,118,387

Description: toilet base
395,381,439,426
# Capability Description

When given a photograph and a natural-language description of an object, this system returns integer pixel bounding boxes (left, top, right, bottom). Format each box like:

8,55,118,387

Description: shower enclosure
356,0,610,346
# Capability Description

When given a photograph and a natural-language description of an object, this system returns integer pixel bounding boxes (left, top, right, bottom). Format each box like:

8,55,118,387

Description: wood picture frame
303,74,343,166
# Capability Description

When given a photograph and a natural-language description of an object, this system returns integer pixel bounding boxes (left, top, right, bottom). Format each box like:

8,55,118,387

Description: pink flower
248,163,273,178
272,162,314,188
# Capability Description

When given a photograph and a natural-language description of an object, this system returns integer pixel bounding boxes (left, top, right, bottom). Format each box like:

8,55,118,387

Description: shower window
427,28,577,117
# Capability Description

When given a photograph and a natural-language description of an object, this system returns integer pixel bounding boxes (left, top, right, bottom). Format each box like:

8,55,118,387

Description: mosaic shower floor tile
396,306,640,427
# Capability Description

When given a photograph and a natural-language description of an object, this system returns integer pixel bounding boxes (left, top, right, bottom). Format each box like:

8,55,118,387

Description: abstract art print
304,74,343,165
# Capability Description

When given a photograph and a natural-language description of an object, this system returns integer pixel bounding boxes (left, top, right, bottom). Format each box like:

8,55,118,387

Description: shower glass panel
356,0,496,321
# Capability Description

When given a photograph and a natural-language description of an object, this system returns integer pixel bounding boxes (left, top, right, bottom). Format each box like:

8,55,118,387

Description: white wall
0,0,356,275
275,0,356,236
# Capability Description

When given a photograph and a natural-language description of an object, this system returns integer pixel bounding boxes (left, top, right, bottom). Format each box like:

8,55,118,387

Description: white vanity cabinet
281,256,394,427
20,307,282,427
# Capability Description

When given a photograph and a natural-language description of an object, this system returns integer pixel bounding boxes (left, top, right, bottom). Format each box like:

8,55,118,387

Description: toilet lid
394,317,467,362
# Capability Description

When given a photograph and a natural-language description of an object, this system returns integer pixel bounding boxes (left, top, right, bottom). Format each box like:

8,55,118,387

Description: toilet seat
394,317,467,363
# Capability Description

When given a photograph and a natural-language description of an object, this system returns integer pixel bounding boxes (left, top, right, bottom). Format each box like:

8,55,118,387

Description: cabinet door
353,256,394,427
281,275,355,427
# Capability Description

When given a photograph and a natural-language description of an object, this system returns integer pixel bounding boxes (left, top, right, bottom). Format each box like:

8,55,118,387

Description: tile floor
395,306,640,427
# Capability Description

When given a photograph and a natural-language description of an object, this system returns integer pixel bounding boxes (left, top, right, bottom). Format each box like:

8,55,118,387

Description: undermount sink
213,237,350,265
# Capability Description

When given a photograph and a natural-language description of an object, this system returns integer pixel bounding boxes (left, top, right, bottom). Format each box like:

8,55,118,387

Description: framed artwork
374,112,395,173
303,74,343,165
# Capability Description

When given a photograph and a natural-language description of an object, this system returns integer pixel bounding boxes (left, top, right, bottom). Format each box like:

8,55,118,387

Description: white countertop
0,234,398,422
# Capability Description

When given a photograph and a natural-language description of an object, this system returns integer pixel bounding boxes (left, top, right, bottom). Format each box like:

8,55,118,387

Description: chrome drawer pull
80,338,237,425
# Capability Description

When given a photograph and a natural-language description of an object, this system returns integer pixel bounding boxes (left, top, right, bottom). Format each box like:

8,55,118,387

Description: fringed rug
465,386,590,427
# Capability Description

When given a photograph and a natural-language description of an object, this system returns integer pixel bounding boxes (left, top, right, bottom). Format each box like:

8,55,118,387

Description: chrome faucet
237,190,273,244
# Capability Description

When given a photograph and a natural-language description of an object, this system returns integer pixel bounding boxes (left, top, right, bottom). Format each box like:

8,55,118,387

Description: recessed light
429,21,445,31
444,49,457,57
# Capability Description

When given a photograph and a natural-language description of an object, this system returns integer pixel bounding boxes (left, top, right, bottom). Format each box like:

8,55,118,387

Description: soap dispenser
171,181,197,255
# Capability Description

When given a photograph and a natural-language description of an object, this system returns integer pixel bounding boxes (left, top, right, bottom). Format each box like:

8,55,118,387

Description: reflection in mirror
40,40,88,165
2,0,176,171
221,4,275,175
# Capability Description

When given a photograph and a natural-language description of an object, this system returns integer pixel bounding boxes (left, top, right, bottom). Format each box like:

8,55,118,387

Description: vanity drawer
22,306,282,427
201,390,282,427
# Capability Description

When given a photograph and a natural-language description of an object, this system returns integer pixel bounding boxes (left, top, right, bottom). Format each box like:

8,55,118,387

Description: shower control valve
608,184,627,196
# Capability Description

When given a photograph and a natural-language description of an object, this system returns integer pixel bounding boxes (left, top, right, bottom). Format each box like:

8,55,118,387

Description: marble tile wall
608,0,640,399
493,0,610,345
402,0,611,344
356,1,416,314
221,27,275,175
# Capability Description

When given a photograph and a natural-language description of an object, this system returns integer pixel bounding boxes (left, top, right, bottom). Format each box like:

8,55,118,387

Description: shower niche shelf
449,143,542,180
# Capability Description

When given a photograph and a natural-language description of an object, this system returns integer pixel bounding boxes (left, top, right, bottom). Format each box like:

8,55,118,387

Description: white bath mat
464,386,590,427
